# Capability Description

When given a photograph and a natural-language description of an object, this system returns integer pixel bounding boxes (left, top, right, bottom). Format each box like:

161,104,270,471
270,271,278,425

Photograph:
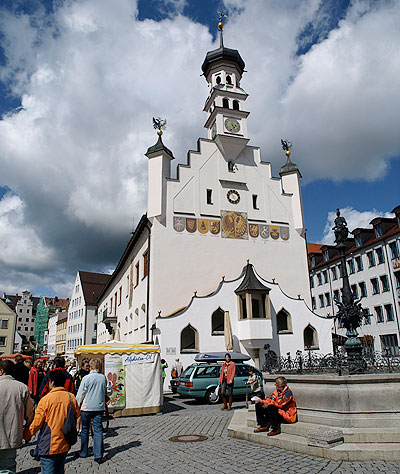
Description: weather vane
281,139,292,157
153,117,167,136
217,11,228,30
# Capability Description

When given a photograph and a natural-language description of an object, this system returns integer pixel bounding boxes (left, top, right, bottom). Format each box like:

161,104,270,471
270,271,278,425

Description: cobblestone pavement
16,394,400,474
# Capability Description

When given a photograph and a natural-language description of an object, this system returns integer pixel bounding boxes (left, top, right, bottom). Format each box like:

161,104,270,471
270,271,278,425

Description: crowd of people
0,355,111,474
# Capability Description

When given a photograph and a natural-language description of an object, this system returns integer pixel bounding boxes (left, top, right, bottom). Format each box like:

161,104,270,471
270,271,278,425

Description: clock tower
201,21,250,162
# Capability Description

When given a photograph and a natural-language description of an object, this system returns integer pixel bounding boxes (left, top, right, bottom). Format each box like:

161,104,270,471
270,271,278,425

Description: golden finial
194,290,197,296
272,277,275,283
158,310,161,316
157,130,163,136
217,11,227,30
297,293,301,299
221,275,225,281
281,139,292,157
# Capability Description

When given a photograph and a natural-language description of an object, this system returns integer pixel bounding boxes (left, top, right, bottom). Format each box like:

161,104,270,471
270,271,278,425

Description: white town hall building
96,25,333,377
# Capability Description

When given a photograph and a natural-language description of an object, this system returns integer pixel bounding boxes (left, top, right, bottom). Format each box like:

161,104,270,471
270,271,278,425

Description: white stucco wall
156,265,332,389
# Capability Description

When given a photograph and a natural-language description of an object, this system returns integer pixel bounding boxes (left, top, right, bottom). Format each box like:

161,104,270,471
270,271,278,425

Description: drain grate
169,434,208,442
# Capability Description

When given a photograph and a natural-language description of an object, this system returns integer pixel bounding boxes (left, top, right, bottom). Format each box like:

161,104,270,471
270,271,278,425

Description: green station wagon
177,360,263,404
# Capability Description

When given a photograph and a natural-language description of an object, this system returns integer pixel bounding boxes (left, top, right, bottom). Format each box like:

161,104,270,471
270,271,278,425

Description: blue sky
0,0,399,297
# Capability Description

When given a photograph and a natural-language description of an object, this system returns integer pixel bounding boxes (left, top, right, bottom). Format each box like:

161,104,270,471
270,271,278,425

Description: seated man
254,376,297,436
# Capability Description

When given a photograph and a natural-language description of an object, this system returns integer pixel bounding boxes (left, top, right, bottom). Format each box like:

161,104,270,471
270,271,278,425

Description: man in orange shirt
254,376,297,436
24,370,80,474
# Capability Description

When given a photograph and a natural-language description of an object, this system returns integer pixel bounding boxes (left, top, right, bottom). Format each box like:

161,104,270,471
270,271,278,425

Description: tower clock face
224,118,241,134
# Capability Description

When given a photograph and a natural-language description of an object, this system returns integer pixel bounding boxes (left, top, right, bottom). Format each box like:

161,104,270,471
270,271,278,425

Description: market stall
75,341,162,417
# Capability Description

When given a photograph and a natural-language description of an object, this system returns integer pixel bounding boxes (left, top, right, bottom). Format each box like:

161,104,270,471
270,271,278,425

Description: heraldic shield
209,220,220,235
270,225,280,240
260,224,269,239
173,216,185,232
249,223,259,238
198,219,209,234
186,218,197,233
280,226,290,240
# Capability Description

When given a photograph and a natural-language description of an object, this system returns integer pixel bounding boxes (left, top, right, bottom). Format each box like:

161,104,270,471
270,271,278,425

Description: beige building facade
0,299,17,356
55,311,68,356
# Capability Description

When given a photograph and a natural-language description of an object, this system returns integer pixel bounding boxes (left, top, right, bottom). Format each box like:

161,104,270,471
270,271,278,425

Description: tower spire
217,11,227,48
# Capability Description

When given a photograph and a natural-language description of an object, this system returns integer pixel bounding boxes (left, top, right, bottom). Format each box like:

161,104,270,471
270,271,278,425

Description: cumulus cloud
321,206,394,244
0,0,399,295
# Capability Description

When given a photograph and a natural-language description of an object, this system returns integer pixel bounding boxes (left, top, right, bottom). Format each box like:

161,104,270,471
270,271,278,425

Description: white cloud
0,193,56,270
321,206,394,244
0,0,399,295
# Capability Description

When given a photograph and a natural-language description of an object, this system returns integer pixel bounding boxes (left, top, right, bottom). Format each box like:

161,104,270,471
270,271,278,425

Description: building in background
1,292,69,351
0,298,17,356
34,296,49,351
46,311,59,357
55,311,68,356
66,271,110,356
308,205,400,355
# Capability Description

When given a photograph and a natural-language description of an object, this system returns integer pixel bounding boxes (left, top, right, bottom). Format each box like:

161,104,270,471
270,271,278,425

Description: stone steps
228,409,400,461
246,411,399,443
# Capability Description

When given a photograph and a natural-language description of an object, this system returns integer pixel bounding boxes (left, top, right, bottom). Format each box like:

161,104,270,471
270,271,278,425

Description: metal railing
262,346,400,375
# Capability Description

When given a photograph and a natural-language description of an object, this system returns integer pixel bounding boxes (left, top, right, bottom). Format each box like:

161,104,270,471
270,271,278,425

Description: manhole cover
169,434,208,442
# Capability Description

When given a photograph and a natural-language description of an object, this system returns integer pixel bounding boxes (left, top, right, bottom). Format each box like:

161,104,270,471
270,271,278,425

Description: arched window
232,100,240,110
276,309,293,333
222,98,229,109
212,308,224,335
216,75,221,85
181,324,199,353
304,324,319,350
226,75,232,85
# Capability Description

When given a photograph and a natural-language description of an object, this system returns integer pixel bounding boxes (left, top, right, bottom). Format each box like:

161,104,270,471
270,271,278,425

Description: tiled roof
79,271,111,306
308,216,400,271
57,311,68,322
307,243,323,254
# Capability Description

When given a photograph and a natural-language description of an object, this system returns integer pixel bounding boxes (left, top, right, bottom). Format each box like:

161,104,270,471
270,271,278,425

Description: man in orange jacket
24,369,80,474
254,376,297,436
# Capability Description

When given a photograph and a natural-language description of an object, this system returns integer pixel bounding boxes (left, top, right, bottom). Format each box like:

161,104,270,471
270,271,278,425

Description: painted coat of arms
249,223,259,238
260,225,269,239
186,218,197,233
280,226,289,240
173,216,185,232
209,220,220,235
270,225,280,240
221,211,248,240
198,219,209,234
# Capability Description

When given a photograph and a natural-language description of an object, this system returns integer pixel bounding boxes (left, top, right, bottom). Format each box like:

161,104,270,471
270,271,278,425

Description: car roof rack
194,352,251,362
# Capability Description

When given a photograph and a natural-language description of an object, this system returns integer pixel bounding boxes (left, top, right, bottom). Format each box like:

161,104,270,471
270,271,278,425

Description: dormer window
222,98,229,109
375,223,382,238
397,214,400,228
216,75,221,85
232,100,240,110
310,256,315,268
323,250,329,262
226,75,232,85
355,234,362,247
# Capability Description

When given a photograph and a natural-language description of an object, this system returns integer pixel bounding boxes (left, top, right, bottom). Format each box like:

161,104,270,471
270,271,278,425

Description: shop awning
75,340,160,355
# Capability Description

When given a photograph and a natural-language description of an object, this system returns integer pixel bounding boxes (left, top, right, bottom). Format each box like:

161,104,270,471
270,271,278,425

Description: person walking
24,370,80,474
219,353,236,411
0,359,34,474
76,359,111,464
28,359,46,404
171,358,183,378
161,359,168,387
13,354,30,386
39,356,74,398
73,359,90,393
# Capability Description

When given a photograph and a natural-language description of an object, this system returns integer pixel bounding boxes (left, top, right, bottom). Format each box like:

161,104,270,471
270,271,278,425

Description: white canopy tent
75,341,162,416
